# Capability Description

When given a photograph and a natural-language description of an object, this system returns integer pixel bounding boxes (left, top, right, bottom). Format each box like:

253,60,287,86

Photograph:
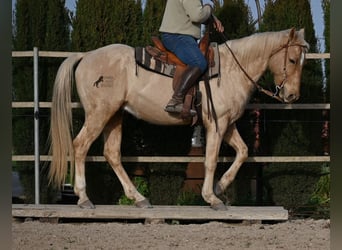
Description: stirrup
164,103,197,117
164,102,183,113
187,109,197,117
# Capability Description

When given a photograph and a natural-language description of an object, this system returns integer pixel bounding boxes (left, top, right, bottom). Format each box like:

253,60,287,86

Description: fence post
33,47,40,204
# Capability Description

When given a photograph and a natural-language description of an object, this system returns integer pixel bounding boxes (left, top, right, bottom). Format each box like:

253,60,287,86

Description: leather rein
218,32,307,103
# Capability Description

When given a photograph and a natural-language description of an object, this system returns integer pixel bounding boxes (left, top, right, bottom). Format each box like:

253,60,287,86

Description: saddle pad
135,42,220,79
135,47,176,77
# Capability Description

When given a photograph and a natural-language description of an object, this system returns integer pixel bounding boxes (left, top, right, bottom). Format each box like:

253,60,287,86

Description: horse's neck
236,41,269,77
215,34,281,107
223,33,286,92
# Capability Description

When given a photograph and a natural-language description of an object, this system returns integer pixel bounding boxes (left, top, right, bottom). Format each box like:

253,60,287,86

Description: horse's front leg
202,123,227,211
214,123,248,201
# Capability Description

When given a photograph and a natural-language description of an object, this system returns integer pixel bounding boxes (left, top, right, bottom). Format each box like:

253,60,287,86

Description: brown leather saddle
146,31,215,74
145,31,215,122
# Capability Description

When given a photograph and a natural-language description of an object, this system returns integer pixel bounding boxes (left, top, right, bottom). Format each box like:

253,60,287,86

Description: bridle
219,31,308,102
268,39,308,99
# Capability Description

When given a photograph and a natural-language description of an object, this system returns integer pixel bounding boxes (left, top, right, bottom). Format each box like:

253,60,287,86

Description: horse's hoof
78,199,95,209
135,199,153,209
214,183,224,196
211,202,227,211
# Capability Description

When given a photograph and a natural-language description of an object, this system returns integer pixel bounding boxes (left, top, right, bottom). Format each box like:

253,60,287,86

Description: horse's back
79,44,134,70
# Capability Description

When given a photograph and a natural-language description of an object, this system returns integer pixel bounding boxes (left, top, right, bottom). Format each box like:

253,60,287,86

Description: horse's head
268,28,309,103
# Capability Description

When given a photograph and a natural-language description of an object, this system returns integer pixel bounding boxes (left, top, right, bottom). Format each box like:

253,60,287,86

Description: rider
159,0,224,115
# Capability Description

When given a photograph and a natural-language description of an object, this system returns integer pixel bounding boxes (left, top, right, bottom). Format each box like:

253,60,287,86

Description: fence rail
12,102,330,110
12,155,330,163
12,51,331,59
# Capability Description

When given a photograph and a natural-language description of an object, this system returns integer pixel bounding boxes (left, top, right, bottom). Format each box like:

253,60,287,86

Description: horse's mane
223,29,292,65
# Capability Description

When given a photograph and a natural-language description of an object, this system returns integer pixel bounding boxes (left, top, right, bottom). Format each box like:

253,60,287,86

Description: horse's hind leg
73,112,112,209
103,113,152,208
215,123,248,201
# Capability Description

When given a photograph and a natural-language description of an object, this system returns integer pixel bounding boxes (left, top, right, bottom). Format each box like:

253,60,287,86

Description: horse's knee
103,148,121,166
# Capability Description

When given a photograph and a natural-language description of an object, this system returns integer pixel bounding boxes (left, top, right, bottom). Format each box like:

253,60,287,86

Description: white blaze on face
300,51,305,66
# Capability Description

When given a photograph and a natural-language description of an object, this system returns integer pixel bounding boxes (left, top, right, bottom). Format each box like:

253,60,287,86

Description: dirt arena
12,218,329,250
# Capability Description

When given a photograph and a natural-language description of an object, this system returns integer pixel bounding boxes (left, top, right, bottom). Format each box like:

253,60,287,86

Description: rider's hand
212,16,224,33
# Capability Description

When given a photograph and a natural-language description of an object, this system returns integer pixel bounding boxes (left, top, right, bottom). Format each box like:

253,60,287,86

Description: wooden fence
11,49,330,204
11,50,330,164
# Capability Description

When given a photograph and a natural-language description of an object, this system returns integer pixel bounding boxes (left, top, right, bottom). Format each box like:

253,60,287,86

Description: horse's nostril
286,94,297,103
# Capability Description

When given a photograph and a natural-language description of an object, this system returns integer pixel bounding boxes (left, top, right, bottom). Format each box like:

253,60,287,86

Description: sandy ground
12,218,329,250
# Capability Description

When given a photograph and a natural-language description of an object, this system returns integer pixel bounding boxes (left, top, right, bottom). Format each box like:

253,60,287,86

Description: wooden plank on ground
12,204,288,221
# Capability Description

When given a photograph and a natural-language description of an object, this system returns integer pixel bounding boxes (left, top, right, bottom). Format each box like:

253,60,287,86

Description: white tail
49,53,84,187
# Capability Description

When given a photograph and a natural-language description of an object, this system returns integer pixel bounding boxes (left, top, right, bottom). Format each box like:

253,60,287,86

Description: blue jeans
161,33,207,73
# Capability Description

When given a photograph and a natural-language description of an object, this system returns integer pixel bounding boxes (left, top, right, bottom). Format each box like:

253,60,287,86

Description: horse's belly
123,104,188,126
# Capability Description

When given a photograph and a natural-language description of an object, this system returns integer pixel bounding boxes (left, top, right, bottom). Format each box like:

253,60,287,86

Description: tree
258,0,325,213
141,0,166,45
322,0,330,101
12,0,70,203
71,0,143,50
260,0,322,102
321,0,330,156
70,0,149,204
316,0,330,215
263,122,322,210
255,0,262,26
13,0,70,150
211,0,255,43
259,0,323,154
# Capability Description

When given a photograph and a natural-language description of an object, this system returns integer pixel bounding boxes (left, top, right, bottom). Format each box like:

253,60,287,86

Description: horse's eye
289,58,297,64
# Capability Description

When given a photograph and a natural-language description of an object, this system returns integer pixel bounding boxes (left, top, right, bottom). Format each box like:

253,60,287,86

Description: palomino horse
49,28,309,210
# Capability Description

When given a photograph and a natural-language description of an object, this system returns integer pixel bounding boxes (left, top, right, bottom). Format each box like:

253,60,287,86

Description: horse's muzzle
284,93,299,103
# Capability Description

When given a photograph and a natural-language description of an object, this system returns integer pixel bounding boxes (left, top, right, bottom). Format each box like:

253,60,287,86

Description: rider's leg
161,33,207,115
164,66,202,114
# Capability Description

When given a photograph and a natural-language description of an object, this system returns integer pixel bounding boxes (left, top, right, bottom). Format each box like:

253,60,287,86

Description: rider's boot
164,66,202,116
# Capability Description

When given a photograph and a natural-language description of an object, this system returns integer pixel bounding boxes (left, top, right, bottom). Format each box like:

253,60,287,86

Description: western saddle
145,31,215,122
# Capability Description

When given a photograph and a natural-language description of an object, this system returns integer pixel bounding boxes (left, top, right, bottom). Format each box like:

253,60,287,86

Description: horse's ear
288,27,296,41
298,28,305,38
297,28,309,51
